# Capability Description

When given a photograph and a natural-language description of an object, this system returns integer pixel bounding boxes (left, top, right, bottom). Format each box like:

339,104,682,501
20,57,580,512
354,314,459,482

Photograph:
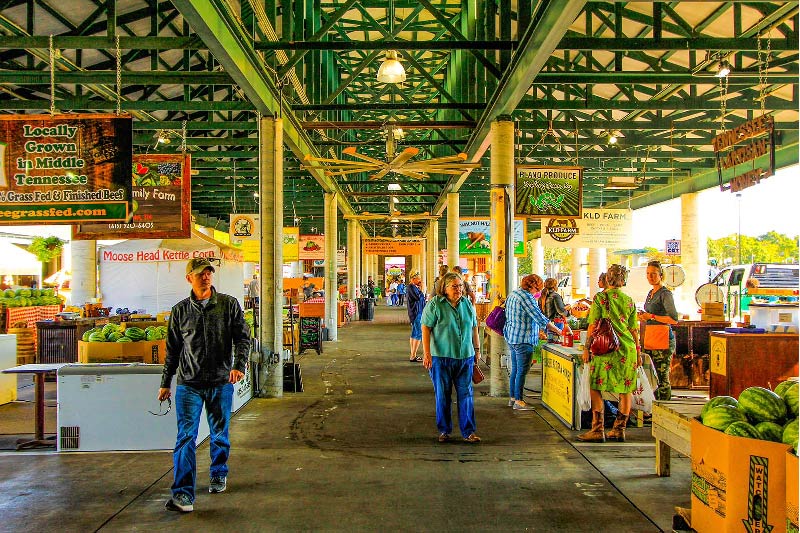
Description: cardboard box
78,340,167,364
788,451,799,533
691,418,791,533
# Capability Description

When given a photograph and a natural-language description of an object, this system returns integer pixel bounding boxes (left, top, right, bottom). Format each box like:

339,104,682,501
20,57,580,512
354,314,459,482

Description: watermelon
116,336,132,343
107,332,123,342
776,381,799,419
3,289,14,298
724,421,762,440
81,329,95,342
15,288,31,297
88,331,107,342
738,386,786,424
145,327,164,341
102,323,120,338
755,421,784,442
774,379,797,397
701,396,738,419
783,419,799,452
124,327,146,341
702,405,748,431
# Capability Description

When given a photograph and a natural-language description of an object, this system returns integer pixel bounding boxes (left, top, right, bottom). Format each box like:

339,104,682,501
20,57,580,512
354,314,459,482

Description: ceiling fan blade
415,153,468,165
324,168,382,177
369,168,391,181
386,147,419,170
393,169,430,180
342,146,387,166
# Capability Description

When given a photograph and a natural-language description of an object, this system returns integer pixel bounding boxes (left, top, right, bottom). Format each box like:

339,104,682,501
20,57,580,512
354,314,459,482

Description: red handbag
472,363,485,384
587,296,620,355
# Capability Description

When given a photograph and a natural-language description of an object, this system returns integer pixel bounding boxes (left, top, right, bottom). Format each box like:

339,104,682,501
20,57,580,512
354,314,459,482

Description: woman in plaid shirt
503,274,570,411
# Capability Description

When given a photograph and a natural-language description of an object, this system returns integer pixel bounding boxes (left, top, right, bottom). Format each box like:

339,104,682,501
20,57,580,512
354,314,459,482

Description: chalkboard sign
298,317,322,355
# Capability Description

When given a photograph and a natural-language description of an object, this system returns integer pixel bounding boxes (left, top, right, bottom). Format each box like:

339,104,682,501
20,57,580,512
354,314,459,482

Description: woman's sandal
463,434,481,443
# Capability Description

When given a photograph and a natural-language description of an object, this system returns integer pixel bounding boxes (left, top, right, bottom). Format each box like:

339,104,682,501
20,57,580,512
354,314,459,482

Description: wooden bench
651,398,706,477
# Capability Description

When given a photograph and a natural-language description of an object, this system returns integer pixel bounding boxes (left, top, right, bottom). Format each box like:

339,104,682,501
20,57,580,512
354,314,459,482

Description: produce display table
709,331,799,398
4,305,61,331
651,398,706,477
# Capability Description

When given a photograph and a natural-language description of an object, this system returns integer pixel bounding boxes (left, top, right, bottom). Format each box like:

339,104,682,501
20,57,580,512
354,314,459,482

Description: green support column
259,116,284,398
324,192,338,341
489,118,515,398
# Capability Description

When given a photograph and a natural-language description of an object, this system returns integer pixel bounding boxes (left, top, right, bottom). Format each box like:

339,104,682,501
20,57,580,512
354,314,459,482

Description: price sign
665,239,681,256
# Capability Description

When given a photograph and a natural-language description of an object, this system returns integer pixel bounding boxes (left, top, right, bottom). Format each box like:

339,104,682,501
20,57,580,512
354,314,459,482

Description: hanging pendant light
377,50,406,84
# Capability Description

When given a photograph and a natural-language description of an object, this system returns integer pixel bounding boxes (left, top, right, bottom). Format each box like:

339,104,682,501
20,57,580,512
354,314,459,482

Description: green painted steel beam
557,36,798,52
0,36,206,49
0,98,254,111
170,0,354,215
0,70,231,84
133,121,258,131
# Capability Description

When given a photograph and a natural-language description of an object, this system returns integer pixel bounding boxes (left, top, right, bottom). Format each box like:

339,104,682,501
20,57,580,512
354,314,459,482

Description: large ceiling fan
303,145,480,181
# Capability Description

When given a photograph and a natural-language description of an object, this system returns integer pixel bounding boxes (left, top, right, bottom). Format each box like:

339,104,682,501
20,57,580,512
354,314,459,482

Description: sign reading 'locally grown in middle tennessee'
515,165,583,219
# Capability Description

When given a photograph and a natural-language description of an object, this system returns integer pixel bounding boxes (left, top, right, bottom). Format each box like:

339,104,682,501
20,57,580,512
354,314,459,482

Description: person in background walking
504,274,569,411
638,260,679,401
578,264,640,443
422,272,481,443
247,274,259,309
389,279,399,306
397,279,406,306
406,272,426,362
366,276,376,301
159,258,250,513
432,264,449,297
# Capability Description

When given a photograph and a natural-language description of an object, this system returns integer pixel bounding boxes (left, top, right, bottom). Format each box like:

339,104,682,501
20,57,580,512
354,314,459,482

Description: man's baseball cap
410,271,421,278
186,258,215,275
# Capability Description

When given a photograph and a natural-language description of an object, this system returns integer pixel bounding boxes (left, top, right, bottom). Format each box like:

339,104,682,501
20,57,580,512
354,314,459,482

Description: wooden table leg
16,372,55,450
655,438,671,477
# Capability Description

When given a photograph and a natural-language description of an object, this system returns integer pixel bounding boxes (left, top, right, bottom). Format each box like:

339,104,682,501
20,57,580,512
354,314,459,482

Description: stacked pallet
8,321,36,365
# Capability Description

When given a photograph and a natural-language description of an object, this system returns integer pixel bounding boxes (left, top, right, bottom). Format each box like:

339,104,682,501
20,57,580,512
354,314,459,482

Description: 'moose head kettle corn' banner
0,113,132,225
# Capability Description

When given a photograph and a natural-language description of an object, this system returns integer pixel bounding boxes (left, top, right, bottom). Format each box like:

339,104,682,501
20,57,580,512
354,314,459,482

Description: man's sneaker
209,476,227,493
165,493,194,513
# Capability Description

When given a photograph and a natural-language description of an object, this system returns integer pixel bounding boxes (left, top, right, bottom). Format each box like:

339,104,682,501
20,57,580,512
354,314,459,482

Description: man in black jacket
159,258,250,513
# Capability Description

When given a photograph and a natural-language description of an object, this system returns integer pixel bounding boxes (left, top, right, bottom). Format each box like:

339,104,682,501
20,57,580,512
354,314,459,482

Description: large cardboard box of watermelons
788,451,799,533
691,418,791,533
78,340,167,364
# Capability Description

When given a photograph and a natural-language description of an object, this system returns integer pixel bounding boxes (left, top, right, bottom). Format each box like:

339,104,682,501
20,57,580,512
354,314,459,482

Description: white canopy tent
99,230,246,315
0,240,41,278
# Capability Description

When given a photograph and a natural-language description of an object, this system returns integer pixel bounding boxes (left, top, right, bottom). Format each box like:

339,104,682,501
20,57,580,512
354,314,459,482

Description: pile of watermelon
0,287,61,308
82,324,167,343
701,380,799,454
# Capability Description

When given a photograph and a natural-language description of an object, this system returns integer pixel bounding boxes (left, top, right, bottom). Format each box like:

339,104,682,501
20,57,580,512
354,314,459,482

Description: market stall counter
709,331,799,398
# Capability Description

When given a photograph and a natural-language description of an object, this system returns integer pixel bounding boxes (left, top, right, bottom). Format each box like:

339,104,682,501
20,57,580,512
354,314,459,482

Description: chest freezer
57,363,209,452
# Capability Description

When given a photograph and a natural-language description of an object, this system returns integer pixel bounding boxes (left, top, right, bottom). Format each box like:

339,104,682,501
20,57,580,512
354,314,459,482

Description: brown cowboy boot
577,410,605,442
606,413,630,442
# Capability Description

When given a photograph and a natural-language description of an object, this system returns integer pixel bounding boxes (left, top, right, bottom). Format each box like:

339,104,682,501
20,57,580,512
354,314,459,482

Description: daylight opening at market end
0,1,797,531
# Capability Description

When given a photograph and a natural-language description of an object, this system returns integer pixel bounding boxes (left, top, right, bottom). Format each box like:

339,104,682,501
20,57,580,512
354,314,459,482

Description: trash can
357,298,375,321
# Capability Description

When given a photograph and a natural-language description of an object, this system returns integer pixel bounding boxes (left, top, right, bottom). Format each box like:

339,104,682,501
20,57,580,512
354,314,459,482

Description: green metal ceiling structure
0,1,797,243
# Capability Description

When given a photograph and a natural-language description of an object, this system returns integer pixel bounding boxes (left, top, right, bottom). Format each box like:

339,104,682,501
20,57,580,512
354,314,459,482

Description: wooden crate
651,398,706,477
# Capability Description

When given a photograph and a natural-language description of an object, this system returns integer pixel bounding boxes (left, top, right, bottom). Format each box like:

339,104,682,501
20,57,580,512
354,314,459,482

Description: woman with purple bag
503,274,570,411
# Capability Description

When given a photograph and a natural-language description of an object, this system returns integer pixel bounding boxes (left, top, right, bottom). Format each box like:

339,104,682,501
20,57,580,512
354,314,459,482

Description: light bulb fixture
253,191,259,198
156,131,170,144
377,50,406,84
716,59,731,78
608,132,618,145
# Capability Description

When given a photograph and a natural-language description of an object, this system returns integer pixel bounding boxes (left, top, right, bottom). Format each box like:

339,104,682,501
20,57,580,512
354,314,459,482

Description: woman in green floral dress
577,264,642,443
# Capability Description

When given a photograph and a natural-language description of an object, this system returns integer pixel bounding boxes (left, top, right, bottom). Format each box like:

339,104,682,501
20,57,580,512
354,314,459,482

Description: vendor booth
99,230,246,315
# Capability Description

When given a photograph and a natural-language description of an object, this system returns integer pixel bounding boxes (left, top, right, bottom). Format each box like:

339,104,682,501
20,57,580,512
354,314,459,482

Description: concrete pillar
71,240,96,306
587,248,607,298
259,116,283,397
324,193,338,341
347,220,358,300
530,237,544,277
446,193,459,269
426,220,438,291
571,248,589,299
681,192,707,317
489,118,514,398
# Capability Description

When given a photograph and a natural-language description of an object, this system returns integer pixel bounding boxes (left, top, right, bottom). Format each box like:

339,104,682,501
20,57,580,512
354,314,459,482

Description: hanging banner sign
713,115,775,193
337,248,346,268
74,153,191,239
363,239,422,256
0,113,132,225
458,218,526,257
299,235,325,260
284,227,300,262
542,209,633,249
515,165,583,219
230,213,259,241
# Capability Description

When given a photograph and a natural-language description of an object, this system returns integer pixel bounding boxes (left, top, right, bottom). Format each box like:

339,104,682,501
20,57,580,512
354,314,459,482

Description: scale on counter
663,264,686,289
695,282,725,307
55,312,81,320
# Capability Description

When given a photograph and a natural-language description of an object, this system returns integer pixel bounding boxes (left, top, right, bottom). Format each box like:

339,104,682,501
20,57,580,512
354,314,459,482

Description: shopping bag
485,305,506,335
577,364,591,411
643,324,670,350
472,363,485,385
631,366,655,414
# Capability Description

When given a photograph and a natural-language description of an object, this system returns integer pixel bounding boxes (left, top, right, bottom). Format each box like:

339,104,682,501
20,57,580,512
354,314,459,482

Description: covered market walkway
0,305,691,532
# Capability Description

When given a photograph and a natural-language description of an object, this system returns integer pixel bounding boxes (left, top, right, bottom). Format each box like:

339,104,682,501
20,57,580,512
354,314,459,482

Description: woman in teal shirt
422,272,481,443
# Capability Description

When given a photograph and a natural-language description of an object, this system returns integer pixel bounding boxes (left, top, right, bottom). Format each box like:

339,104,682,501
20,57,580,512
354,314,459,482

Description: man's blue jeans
429,357,476,438
172,383,233,501
508,343,534,401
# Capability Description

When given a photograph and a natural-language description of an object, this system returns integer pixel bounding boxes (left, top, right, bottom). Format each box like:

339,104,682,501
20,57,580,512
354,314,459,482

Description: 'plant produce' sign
515,165,582,219
73,154,191,239
299,235,325,260
0,114,132,225
458,218,526,256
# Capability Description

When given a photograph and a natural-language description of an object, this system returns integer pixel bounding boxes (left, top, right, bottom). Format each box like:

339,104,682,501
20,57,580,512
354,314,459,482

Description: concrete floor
0,304,693,532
